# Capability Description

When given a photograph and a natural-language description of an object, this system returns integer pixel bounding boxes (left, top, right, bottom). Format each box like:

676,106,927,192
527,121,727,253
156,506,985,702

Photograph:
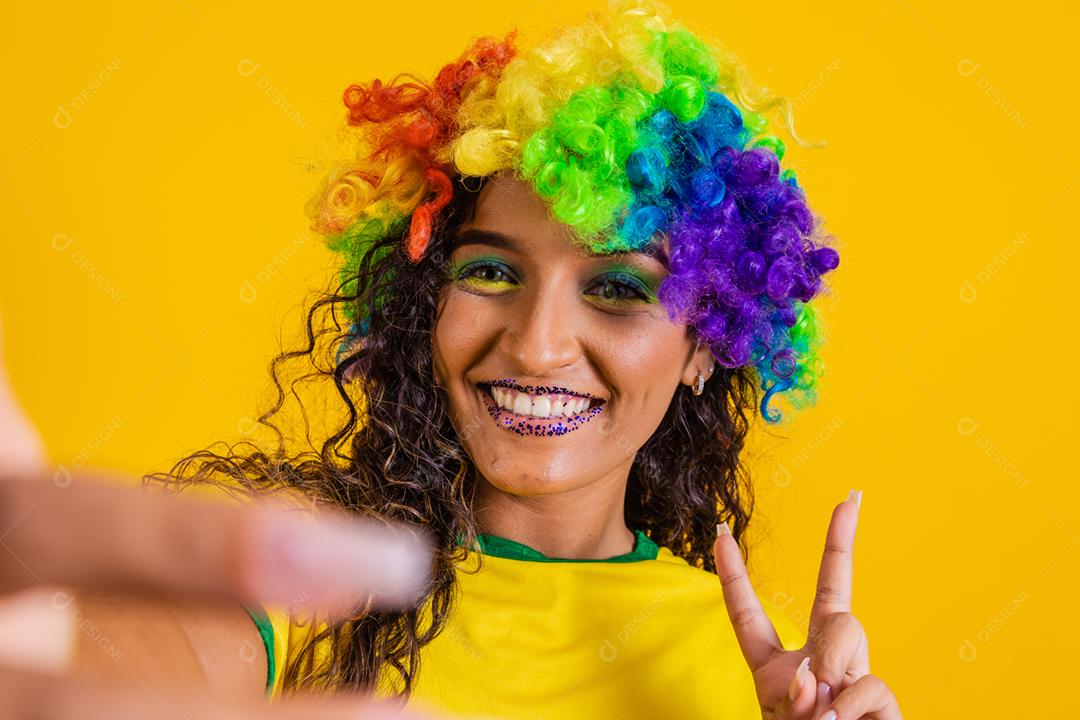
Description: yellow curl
453,128,520,176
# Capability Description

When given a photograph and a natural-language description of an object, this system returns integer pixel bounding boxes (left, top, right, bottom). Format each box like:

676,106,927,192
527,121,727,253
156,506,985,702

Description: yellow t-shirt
250,529,805,718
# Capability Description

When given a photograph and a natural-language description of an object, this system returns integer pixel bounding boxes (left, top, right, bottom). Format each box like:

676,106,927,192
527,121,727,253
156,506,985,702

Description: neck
470,468,636,560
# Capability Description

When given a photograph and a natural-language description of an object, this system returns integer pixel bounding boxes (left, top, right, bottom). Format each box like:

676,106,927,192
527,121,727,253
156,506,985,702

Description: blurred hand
0,309,442,719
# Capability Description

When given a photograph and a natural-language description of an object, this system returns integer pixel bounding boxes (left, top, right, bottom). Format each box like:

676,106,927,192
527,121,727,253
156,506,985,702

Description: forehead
460,173,670,266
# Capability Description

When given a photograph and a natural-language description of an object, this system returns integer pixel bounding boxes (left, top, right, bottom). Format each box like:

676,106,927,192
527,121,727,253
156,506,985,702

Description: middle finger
808,491,861,638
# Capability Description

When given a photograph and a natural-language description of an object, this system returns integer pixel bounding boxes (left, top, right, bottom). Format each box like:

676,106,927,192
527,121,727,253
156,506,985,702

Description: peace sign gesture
712,491,902,720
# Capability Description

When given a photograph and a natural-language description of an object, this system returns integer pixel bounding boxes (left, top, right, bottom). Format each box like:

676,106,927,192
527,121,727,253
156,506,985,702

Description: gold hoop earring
692,363,715,397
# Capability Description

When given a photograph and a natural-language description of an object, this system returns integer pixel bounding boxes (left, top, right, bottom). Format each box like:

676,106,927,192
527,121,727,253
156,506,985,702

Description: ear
681,339,717,389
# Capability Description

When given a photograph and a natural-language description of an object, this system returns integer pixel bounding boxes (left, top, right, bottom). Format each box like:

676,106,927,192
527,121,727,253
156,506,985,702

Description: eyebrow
452,228,669,268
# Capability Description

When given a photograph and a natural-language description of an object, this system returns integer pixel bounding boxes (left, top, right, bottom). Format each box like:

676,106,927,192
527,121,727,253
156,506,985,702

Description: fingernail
846,488,862,509
814,681,833,715
254,509,433,611
716,520,731,537
817,711,837,720
787,656,810,702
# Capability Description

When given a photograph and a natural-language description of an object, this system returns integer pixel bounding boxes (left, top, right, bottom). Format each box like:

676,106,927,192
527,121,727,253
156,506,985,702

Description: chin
467,443,599,496
478,466,587,497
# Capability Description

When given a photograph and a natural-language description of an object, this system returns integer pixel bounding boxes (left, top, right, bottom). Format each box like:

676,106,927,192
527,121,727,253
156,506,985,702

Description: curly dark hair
143,172,765,700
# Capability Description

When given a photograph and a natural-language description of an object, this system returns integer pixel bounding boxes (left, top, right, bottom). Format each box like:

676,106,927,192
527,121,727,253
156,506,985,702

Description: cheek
602,322,692,411
432,291,486,387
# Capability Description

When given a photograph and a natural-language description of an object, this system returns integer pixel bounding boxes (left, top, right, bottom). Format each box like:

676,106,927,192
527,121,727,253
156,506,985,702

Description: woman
140,0,900,718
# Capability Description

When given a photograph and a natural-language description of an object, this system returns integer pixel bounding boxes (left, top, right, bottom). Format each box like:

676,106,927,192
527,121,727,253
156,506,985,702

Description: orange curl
431,31,519,108
342,33,519,161
406,168,454,261
343,75,429,125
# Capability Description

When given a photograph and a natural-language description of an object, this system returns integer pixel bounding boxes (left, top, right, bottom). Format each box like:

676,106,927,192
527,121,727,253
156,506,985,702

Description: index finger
808,490,861,639
0,468,434,614
713,520,783,671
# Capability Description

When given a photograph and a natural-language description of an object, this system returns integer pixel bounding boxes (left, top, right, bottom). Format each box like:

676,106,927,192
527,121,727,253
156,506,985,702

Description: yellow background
1,1,1073,716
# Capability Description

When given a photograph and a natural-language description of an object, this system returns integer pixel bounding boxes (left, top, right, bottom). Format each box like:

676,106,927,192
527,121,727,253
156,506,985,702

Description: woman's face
432,173,714,497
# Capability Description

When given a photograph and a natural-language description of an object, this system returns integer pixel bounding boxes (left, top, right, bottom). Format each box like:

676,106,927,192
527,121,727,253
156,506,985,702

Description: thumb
785,656,819,719
0,309,48,477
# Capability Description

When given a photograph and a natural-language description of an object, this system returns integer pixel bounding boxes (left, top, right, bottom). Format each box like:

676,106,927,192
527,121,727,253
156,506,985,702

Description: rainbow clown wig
307,0,839,424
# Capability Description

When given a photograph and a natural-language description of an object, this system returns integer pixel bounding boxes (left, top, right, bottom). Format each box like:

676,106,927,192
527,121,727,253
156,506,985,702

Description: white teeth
487,386,594,419
532,396,551,418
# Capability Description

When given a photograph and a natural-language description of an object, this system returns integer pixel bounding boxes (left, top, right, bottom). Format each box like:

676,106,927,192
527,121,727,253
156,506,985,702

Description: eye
586,272,654,305
453,259,517,288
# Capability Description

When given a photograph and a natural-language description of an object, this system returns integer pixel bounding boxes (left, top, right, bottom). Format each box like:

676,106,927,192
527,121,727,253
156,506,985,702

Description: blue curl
760,376,795,423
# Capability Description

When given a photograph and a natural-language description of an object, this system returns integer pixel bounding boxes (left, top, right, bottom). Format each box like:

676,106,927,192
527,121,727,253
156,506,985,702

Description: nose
496,275,581,378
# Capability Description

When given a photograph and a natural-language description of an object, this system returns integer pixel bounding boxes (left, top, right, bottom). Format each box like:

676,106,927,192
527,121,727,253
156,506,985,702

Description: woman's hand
0,474,440,719
712,492,902,720
0,309,443,718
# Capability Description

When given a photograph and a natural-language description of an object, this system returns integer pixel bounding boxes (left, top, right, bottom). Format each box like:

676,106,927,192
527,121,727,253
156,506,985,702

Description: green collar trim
456,528,659,563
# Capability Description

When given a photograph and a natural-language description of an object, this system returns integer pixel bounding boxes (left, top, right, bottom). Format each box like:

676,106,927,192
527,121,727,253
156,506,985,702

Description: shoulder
247,602,328,699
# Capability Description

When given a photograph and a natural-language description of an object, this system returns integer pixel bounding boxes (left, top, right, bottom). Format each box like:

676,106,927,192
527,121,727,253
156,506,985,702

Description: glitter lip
477,379,604,437
480,378,603,403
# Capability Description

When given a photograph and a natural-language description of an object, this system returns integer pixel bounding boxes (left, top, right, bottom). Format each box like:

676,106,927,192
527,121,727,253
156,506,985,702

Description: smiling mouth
475,381,605,437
